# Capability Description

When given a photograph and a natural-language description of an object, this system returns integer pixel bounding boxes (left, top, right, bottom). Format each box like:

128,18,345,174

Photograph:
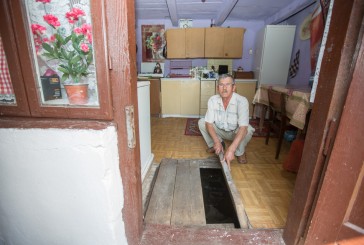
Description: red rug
184,118,277,137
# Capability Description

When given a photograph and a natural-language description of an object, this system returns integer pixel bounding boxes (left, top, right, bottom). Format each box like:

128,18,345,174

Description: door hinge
323,118,337,156
125,105,136,148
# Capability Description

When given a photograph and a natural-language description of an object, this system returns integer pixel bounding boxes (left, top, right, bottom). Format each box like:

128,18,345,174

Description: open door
283,0,364,244
303,21,364,244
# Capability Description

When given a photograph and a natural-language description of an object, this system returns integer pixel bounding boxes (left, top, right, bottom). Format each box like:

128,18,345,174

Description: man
198,74,255,169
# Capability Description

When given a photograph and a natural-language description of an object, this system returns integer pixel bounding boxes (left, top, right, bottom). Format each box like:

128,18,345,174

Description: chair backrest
267,89,286,115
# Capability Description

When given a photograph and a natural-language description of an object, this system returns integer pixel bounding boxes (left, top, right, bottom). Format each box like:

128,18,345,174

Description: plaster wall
0,127,127,245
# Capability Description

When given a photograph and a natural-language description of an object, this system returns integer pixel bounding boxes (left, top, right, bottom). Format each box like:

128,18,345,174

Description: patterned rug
184,118,276,137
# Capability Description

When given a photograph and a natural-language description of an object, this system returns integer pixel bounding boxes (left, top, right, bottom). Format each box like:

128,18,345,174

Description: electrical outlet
249,49,253,55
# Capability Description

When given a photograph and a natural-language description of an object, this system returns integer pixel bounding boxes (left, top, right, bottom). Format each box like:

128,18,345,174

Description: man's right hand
213,141,224,155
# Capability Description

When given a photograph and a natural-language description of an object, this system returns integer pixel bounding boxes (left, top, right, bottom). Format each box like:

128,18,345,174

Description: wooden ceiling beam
215,0,238,26
166,0,178,26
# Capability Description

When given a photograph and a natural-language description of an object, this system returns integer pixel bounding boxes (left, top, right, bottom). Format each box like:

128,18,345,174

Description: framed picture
142,25,166,62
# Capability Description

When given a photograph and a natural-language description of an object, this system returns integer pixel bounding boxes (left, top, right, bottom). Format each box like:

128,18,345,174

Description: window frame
1,0,113,120
0,0,30,116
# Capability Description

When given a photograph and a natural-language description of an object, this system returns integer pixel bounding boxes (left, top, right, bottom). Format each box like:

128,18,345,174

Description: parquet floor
150,117,296,228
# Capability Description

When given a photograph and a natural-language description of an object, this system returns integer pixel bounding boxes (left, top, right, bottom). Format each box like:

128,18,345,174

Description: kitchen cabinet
149,78,161,116
235,79,257,118
161,78,200,117
205,27,245,58
200,79,216,116
253,25,296,86
166,28,205,58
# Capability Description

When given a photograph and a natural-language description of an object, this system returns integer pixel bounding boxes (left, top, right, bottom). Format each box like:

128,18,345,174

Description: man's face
217,77,235,99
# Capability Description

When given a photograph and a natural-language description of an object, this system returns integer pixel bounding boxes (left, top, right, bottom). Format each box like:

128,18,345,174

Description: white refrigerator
253,25,296,86
137,81,153,181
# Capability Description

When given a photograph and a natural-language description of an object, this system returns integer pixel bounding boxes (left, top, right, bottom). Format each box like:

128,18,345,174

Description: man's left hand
223,149,235,170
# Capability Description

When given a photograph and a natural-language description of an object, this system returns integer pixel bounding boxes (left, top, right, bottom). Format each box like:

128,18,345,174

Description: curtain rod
276,1,317,24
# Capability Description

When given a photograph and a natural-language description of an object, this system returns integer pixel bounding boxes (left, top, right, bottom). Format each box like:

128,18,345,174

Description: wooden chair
265,89,290,159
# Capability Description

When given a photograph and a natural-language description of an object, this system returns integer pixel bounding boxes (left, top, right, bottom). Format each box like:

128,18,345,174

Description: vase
64,84,89,105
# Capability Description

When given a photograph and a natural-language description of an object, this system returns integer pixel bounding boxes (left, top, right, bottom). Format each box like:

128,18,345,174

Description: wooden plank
218,153,251,228
189,160,206,225
144,159,177,224
198,158,221,169
171,159,206,226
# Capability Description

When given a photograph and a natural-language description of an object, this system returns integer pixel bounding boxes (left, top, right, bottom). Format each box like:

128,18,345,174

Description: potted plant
31,1,94,104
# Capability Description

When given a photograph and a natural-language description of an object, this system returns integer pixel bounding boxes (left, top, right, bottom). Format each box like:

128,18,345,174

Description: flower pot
64,84,89,105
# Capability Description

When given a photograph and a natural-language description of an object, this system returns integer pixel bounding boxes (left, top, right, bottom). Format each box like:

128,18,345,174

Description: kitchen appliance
253,25,296,86
137,81,154,180
218,65,228,75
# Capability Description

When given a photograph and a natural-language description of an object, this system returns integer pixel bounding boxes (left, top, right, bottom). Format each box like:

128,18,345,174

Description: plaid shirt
205,93,249,131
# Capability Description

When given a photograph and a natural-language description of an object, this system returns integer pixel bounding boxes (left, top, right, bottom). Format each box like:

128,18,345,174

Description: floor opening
200,168,240,228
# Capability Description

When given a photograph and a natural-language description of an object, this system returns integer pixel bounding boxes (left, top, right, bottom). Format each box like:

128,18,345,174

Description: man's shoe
206,141,225,153
237,153,247,164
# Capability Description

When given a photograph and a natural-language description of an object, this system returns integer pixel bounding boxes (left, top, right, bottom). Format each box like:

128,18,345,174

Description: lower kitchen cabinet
200,79,216,116
161,78,200,117
234,79,257,117
149,78,161,116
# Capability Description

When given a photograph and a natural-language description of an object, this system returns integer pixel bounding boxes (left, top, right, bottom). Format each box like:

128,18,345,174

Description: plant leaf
61,73,69,82
42,43,54,53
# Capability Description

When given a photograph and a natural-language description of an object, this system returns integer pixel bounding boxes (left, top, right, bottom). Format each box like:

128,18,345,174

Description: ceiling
134,0,313,26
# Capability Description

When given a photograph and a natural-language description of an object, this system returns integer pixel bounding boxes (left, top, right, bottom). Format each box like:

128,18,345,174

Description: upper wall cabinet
205,27,245,58
166,28,205,59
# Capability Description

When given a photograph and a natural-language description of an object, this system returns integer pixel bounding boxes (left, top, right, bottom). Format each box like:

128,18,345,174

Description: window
0,0,112,119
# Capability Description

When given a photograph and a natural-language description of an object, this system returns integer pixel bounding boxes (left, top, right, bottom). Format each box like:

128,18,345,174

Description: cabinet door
204,27,224,58
200,80,216,115
149,79,161,116
166,29,185,58
161,79,181,115
180,79,200,115
235,81,256,117
224,28,245,58
185,28,205,58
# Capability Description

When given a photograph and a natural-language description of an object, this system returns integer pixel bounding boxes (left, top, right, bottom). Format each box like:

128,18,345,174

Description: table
252,84,312,130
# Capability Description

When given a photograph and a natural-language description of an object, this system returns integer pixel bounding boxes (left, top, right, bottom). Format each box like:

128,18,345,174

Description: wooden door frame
304,17,364,243
106,1,143,245
284,0,364,244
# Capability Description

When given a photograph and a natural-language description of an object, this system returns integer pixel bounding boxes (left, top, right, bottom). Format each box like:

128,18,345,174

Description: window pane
0,35,16,105
23,0,99,106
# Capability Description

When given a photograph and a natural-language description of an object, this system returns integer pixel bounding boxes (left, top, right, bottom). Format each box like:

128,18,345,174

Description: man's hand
223,149,235,170
213,141,224,155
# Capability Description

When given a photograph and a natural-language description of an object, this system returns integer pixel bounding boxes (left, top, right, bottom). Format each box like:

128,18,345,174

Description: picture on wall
142,25,166,62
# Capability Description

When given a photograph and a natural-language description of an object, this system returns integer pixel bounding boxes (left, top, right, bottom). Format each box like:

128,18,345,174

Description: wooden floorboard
145,159,177,224
149,117,297,228
171,160,205,226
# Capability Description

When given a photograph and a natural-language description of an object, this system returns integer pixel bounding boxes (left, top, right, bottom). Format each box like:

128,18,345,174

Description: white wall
0,127,127,245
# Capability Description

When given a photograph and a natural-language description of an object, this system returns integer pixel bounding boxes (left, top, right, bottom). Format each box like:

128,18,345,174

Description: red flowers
65,8,85,24
73,24,92,43
80,43,89,52
36,0,51,3
31,24,46,35
43,14,60,27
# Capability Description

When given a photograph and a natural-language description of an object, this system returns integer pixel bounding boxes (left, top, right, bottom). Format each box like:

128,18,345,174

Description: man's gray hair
218,73,235,84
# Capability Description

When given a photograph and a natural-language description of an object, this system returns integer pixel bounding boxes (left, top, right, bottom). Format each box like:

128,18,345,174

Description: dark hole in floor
200,168,240,228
